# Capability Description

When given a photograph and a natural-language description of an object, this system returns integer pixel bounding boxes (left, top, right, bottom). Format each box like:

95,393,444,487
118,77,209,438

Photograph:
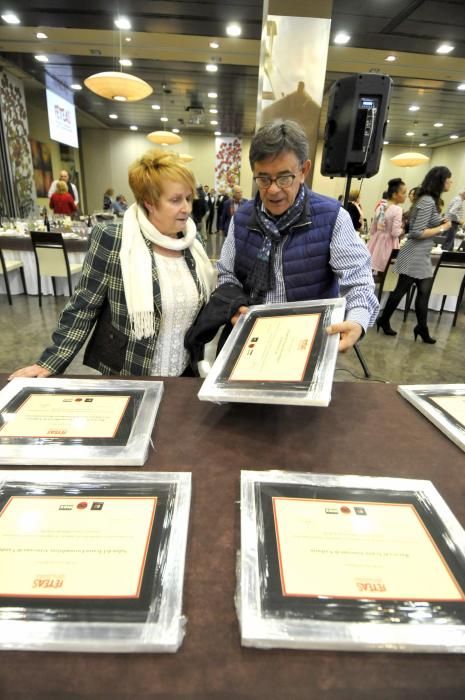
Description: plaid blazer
38,221,205,376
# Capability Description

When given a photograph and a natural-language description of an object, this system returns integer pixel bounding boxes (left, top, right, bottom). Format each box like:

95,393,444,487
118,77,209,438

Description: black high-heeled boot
376,319,397,336
413,325,436,344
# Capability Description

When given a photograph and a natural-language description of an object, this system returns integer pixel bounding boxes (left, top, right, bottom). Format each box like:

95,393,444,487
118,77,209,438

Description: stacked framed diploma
198,299,345,406
0,378,164,466
239,470,465,652
398,384,465,453
0,470,191,652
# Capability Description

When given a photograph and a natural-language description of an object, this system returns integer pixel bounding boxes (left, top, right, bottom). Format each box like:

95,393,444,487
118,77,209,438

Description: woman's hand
8,364,52,380
326,321,363,352
231,305,249,325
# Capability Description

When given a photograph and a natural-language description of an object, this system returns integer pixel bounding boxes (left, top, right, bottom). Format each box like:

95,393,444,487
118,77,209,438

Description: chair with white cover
429,251,465,327
0,247,27,305
30,231,83,307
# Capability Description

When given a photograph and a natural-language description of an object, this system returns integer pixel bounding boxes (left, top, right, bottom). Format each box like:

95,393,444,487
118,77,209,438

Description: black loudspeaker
321,73,392,178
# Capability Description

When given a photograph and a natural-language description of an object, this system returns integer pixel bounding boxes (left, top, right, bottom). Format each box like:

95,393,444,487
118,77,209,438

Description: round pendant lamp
84,71,152,102
147,131,182,145
179,153,194,162
390,152,430,167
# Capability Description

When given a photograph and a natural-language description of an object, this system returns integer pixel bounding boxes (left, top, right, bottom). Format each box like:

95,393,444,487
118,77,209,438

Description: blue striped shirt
217,205,379,330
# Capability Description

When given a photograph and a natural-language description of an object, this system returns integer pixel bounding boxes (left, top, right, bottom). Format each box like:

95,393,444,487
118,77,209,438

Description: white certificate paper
430,395,465,428
229,313,320,382
273,497,465,601
0,394,130,439
0,496,157,597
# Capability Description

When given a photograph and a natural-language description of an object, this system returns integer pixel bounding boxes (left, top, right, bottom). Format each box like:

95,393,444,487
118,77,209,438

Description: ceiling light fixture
125,37,132,43
34,54,48,63
70,84,82,90
210,120,218,125
85,24,151,102
109,113,118,119
409,105,420,111
119,58,132,67
390,152,430,167
434,122,444,127
457,83,465,91
209,41,219,49
226,23,242,37
209,108,218,114
385,55,396,62
419,143,427,147
151,104,161,110
160,116,168,122
208,92,217,99
334,32,350,45
450,134,459,139
129,125,138,131
214,131,221,136
115,17,131,30
172,128,180,134
179,154,194,163
147,85,183,146
406,131,415,136
436,43,454,54
36,32,48,39
383,141,389,145
1,13,20,24
206,64,218,73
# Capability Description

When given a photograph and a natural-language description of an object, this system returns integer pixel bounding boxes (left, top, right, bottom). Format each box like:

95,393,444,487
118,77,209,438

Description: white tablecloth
0,247,85,296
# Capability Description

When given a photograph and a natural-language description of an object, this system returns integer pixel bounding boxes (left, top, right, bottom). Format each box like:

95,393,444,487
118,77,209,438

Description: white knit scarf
120,203,216,339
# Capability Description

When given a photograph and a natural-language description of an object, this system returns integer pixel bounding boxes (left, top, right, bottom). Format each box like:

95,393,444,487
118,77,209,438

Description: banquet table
0,375,464,700
0,233,88,296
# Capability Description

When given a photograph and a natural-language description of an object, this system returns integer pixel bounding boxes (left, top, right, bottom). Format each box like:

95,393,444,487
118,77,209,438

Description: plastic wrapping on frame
238,470,465,653
0,470,191,652
198,298,345,406
0,378,164,466
398,384,465,453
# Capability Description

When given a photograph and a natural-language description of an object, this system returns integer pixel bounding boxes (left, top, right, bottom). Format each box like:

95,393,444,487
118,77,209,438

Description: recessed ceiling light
70,84,82,90
334,32,350,45
385,55,396,62
160,116,168,122
387,119,390,123
172,128,180,134
419,143,427,147
406,131,415,136
119,58,132,67
34,54,48,63
436,43,454,54
209,41,219,49
209,108,218,114
129,125,138,131
36,32,48,39
383,141,389,145
226,23,241,37
434,122,444,127
210,120,218,125
1,13,20,24
152,104,161,110
115,17,131,30
214,131,221,136
450,134,459,139
113,95,127,102
208,92,217,99
206,64,218,73
457,83,465,91
409,105,420,111
109,114,118,119
125,37,132,43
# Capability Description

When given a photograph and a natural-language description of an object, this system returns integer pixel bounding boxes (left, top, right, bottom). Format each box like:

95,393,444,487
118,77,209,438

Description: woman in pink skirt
368,178,407,273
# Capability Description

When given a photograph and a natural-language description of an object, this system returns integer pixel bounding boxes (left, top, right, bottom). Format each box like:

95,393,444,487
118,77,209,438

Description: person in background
337,194,344,203
48,169,79,207
49,180,77,216
444,188,465,251
113,194,129,216
368,178,407,273
10,149,216,379
220,185,247,235
205,186,216,234
403,186,421,234
215,185,228,232
376,166,452,343
103,188,115,211
345,190,364,232
213,119,378,352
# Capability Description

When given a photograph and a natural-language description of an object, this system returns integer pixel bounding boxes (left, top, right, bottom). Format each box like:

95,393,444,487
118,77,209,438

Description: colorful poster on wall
215,137,242,191
29,139,54,197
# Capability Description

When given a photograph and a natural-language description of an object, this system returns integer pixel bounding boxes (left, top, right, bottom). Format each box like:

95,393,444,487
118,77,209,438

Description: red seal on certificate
77,502,88,509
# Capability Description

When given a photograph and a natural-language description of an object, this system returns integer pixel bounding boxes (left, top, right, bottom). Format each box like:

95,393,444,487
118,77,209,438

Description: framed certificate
198,298,345,406
398,384,465,453
239,470,465,652
0,378,164,466
0,470,191,652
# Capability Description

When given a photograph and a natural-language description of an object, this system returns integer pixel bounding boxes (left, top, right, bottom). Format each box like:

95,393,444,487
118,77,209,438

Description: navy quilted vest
233,186,340,301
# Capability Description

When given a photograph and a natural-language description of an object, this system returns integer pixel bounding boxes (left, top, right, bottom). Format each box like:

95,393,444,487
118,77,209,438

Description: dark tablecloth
1,376,465,700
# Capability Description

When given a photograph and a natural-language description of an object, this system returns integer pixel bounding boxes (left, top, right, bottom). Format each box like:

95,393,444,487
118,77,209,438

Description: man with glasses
216,119,378,351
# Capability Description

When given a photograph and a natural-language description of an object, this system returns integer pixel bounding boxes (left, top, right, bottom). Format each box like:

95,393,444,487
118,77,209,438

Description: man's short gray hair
249,120,309,168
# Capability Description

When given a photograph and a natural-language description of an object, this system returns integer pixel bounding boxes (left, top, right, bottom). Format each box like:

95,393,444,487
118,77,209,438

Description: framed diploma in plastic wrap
198,299,345,406
398,384,465,453
0,470,191,652
0,378,164,466
239,470,465,652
